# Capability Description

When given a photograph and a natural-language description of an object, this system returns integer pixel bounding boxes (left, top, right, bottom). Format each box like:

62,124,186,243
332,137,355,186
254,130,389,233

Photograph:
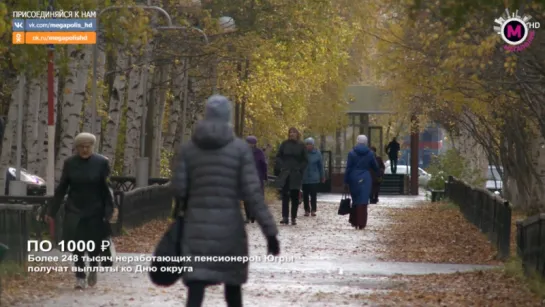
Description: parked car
384,164,431,187
486,165,502,194
4,167,46,196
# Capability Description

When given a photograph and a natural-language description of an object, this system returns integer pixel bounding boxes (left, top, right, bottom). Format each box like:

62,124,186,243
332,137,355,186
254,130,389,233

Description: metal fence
120,183,173,229
445,176,511,260
516,213,545,279
0,177,172,265
110,176,169,192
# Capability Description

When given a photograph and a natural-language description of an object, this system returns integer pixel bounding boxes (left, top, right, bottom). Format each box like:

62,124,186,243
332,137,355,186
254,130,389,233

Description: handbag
149,215,185,286
150,167,189,287
338,193,352,215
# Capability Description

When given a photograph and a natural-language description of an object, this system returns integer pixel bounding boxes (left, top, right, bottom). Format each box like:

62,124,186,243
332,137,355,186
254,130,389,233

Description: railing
120,183,174,229
0,177,172,265
0,242,7,305
516,214,545,279
109,176,169,192
445,176,511,260
0,196,54,264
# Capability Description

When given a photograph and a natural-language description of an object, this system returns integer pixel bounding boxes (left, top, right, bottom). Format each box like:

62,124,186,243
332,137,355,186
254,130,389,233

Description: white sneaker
75,277,86,289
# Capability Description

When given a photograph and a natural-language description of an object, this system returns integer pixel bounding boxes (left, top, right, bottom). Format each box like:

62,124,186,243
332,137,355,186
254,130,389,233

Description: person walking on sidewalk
344,135,379,230
369,146,385,204
243,135,268,223
171,95,280,307
385,137,400,174
275,127,308,225
302,137,325,217
45,132,115,289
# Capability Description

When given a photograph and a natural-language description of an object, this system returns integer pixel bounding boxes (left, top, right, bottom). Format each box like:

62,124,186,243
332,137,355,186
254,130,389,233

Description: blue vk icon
12,19,25,30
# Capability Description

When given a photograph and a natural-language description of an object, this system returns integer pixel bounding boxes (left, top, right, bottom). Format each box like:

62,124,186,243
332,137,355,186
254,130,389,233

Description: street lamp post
216,17,236,124
91,5,173,137
91,5,173,187
153,26,209,148
134,26,209,186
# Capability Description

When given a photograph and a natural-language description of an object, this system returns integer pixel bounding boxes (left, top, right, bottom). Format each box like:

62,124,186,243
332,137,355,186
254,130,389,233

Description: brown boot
304,211,310,217
311,211,316,216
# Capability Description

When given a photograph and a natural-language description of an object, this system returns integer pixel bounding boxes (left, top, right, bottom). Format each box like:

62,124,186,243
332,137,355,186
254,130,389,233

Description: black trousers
281,177,300,219
73,216,103,278
370,183,381,203
390,157,398,174
186,281,242,307
302,183,318,212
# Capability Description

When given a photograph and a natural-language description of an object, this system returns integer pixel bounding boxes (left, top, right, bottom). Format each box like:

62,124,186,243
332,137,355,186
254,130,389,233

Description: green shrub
426,149,484,190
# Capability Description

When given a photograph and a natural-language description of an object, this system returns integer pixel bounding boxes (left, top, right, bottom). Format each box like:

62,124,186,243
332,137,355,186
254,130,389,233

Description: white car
486,165,502,193
384,164,431,187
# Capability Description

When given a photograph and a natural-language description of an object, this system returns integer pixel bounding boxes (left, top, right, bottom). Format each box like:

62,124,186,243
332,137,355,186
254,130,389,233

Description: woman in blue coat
302,137,325,216
344,135,379,229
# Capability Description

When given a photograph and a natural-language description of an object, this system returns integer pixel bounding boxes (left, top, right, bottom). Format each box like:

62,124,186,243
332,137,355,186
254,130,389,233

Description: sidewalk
12,194,511,307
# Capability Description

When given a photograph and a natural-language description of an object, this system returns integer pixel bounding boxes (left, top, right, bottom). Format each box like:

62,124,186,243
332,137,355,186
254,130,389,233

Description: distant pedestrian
344,135,379,230
386,137,400,174
244,135,268,223
302,137,324,217
45,132,115,289
171,95,279,307
369,146,385,204
275,127,308,225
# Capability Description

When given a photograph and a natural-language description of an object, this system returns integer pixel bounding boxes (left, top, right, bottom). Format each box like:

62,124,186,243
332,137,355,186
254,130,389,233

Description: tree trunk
36,77,48,177
82,98,92,132
122,55,144,175
94,49,107,149
451,114,489,185
163,60,185,152
55,45,92,181
151,64,170,177
101,50,129,166
25,77,42,173
0,76,24,195
144,67,157,176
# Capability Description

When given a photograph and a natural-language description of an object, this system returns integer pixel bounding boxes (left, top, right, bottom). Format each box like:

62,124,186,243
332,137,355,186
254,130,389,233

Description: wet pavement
20,194,499,306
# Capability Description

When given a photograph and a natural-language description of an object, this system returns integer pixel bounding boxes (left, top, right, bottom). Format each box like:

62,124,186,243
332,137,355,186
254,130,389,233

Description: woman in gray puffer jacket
171,95,280,307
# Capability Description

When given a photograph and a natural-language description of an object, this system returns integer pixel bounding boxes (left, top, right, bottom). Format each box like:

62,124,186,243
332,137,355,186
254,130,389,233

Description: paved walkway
20,194,497,306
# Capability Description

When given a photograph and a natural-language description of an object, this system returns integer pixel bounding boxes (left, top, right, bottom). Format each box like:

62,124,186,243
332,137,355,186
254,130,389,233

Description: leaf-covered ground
112,219,170,253
0,262,71,306
4,196,544,306
364,270,544,306
376,202,502,264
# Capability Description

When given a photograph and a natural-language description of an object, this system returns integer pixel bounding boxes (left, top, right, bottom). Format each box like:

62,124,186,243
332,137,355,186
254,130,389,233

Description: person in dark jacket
385,137,400,174
344,135,379,230
275,127,308,225
302,137,324,216
369,146,385,204
243,135,268,223
171,95,279,307
45,132,115,289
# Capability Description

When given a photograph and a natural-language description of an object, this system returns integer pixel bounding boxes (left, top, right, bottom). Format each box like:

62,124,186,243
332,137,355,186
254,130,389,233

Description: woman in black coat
275,127,308,225
46,132,115,289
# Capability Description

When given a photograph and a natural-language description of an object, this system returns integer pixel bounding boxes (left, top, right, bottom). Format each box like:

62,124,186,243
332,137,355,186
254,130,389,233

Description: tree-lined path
19,194,508,307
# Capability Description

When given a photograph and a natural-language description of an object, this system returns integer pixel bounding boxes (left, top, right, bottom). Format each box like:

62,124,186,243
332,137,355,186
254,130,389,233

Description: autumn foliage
365,0,545,213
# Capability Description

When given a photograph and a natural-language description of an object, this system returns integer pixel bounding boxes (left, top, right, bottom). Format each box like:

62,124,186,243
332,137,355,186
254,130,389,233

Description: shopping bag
337,193,351,215
149,216,185,287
